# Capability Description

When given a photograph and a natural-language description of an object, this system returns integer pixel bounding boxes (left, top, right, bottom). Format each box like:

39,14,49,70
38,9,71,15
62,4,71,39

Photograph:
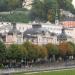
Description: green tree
30,0,59,22
30,0,75,22
57,0,73,10
18,44,27,60
67,42,75,55
30,0,45,21
0,0,8,11
6,44,22,60
0,41,6,63
0,0,23,11
7,0,23,10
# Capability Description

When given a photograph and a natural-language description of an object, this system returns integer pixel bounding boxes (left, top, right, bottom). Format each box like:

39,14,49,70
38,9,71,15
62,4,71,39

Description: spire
55,9,59,25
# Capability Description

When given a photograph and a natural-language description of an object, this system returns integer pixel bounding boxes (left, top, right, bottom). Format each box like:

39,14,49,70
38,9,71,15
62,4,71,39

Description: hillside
0,0,75,23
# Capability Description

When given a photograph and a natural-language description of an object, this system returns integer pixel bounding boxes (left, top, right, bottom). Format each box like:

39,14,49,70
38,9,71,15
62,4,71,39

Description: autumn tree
46,43,59,61
58,42,74,56
23,41,39,62
23,42,48,62
38,45,48,59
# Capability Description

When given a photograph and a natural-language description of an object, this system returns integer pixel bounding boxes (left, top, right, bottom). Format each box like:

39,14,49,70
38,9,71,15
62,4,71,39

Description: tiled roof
62,21,75,28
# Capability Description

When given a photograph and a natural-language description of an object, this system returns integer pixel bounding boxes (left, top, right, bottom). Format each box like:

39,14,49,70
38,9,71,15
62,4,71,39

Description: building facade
0,20,75,45
23,24,59,45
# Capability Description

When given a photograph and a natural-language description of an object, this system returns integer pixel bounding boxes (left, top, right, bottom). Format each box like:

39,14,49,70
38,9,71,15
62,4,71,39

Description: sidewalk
0,64,75,74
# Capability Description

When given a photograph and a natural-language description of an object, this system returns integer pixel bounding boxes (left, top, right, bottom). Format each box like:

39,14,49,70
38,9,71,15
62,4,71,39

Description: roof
57,28,67,41
62,21,75,28
8,29,21,35
57,27,72,41
23,27,50,37
8,22,21,35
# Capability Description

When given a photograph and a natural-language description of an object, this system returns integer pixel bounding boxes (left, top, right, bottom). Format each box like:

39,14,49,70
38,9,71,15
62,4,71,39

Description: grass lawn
12,69,75,75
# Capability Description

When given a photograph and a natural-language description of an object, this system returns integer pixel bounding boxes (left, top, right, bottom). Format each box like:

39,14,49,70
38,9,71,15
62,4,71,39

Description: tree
30,0,75,22
57,0,73,10
30,0,45,21
23,41,48,62
18,44,27,60
30,0,58,22
0,0,23,11
7,0,23,10
23,42,39,61
29,44,39,60
23,41,37,61
6,44,22,60
67,42,75,55
0,0,8,11
0,41,6,63
46,43,59,61
46,44,58,55
38,45,48,59
58,42,74,56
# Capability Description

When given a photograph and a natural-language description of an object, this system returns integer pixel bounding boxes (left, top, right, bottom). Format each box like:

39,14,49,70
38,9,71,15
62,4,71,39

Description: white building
23,24,74,45
16,23,32,32
0,21,71,37
22,0,33,10
23,24,59,45
10,21,62,35
41,21,62,35
0,20,75,44
60,9,75,17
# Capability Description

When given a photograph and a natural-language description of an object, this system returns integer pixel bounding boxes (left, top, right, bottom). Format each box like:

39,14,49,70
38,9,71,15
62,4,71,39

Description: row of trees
0,41,75,67
30,0,75,22
0,0,23,11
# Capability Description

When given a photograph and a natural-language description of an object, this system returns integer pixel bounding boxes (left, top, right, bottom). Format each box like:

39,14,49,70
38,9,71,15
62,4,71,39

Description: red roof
62,21,75,28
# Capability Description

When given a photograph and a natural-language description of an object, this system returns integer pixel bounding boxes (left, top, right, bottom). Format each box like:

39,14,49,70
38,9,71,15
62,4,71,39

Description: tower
55,9,59,25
